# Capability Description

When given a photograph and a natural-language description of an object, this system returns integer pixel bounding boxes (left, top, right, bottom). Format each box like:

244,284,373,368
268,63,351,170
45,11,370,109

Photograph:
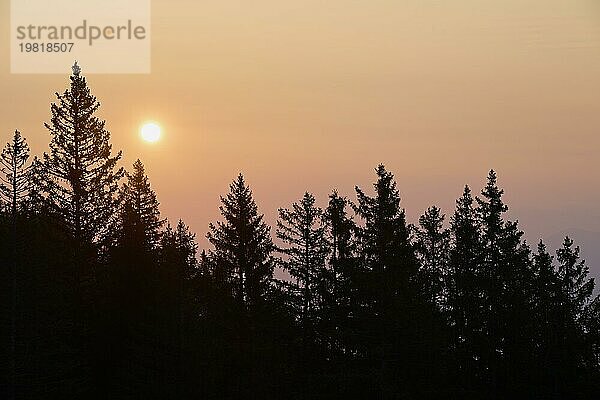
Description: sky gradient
1,0,599,276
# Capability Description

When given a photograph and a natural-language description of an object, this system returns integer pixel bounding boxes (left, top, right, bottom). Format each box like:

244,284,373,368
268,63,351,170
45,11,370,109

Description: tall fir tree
158,219,198,398
277,192,329,353
529,236,599,396
1,130,31,400
42,62,123,245
531,240,563,392
355,165,446,396
325,190,355,265
205,174,279,397
415,205,450,307
476,170,536,395
0,130,31,216
25,157,47,215
475,170,508,386
556,237,596,371
39,63,124,397
322,190,358,357
355,164,416,296
161,219,198,275
103,160,169,398
556,237,595,319
207,174,275,311
448,185,485,391
118,159,164,250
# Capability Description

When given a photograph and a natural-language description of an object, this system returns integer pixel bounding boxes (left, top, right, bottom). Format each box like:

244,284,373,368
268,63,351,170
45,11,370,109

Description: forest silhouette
1,66,599,399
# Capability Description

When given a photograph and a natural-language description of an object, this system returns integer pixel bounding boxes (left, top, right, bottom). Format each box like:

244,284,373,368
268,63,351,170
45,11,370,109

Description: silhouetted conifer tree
158,220,198,397
354,165,416,302
557,237,595,321
118,159,164,250
42,62,123,245
325,191,356,270
0,130,30,400
557,237,597,385
24,157,47,215
103,160,170,398
207,174,275,311
415,206,449,307
448,185,485,392
476,170,535,395
38,64,124,396
322,190,358,358
161,220,198,272
0,130,31,216
354,165,447,396
205,174,283,397
531,240,563,393
277,192,328,356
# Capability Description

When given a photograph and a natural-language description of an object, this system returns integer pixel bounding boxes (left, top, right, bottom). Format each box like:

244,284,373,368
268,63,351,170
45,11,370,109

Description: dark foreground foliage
1,66,599,399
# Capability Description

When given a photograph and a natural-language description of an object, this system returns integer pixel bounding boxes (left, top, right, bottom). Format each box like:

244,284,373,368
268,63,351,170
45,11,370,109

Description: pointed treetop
72,61,81,76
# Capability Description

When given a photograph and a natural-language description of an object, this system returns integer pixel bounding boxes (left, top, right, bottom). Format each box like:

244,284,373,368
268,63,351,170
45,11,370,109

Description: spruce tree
448,185,485,390
476,170,507,255
160,219,198,326
207,174,275,311
105,161,167,398
415,205,449,307
40,63,124,396
475,170,508,383
556,237,595,317
323,190,357,357
324,190,356,290
476,170,535,394
355,165,438,395
532,241,556,301
173,219,198,273
276,192,329,352
542,237,598,395
205,174,277,396
557,238,595,363
158,220,198,397
531,240,562,392
0,130,31,216
355,164,416,294
118,159,164,250
0,130,31,400
42,62,123,245
25,157,48,215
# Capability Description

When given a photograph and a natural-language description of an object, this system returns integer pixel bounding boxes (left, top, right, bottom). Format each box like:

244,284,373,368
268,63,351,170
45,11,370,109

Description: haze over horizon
1,0,599,277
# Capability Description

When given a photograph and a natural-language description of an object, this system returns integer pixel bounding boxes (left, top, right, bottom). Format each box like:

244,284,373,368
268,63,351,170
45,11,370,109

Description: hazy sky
1,0,599,275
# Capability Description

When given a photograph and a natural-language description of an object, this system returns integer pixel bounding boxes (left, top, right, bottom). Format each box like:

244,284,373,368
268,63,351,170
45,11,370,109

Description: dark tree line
1,66,599,399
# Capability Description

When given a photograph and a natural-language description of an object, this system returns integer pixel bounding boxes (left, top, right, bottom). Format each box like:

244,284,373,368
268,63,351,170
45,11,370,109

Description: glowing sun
140,122,161,143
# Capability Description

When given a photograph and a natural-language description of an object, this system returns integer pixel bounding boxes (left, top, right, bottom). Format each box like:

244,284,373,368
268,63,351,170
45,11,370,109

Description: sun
140,122,161,143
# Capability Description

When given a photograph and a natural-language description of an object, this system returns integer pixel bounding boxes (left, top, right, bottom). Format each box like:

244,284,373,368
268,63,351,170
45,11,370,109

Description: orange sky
1,0,599,275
